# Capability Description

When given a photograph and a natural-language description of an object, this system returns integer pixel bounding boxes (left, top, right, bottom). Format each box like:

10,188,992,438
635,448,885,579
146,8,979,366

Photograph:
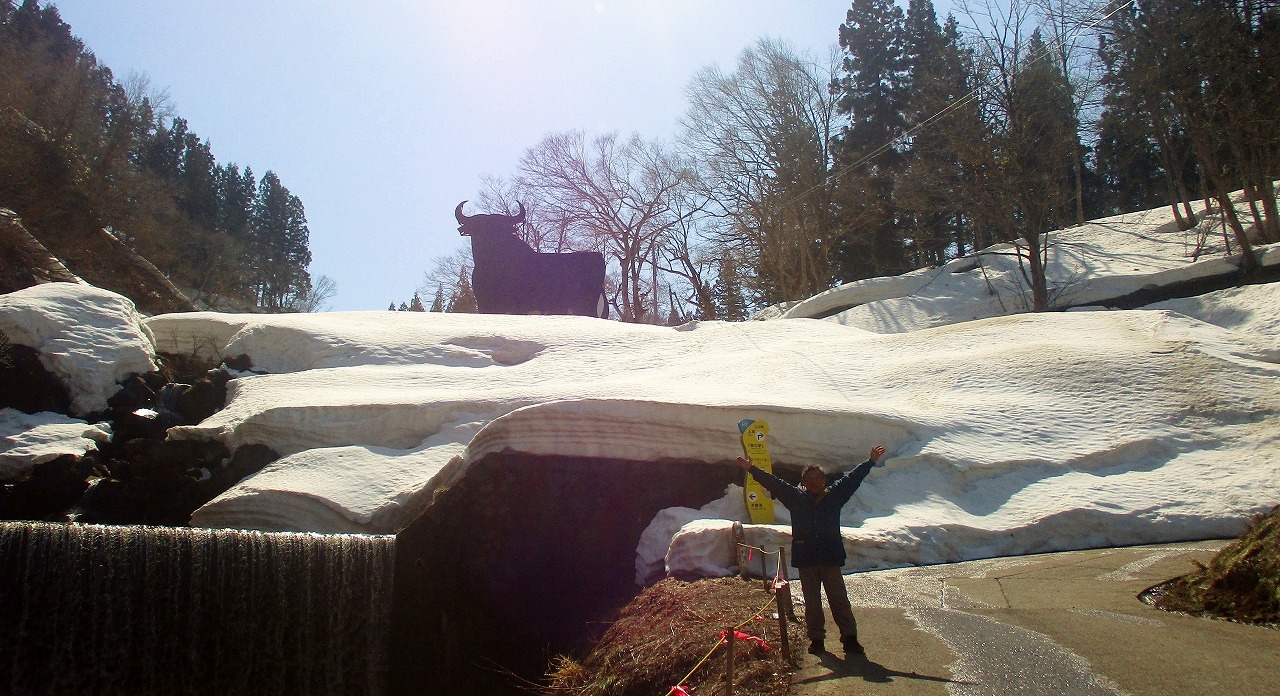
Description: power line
819,0,1138,190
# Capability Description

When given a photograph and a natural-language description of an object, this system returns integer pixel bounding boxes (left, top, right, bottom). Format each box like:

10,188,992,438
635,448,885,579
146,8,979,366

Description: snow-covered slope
0,408,110,479
142,299,1280,568
0,283,156,416
783,200,1280,333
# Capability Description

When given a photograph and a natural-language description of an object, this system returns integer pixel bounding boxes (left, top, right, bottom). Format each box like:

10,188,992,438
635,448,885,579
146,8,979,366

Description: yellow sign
738,419,776,524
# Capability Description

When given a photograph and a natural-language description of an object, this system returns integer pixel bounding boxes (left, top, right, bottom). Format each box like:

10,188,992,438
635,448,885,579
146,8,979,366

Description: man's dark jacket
747,459,875,567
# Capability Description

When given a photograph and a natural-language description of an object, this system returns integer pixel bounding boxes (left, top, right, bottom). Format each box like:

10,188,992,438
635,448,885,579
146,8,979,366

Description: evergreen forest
0,0,314,312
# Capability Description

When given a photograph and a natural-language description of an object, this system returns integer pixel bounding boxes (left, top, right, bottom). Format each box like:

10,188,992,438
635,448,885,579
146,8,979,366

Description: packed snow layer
1144,282,1280,347
648,310,1280,577
147,305,1280,562
783,198,1280,333
0,408,111,479
0,284,157,415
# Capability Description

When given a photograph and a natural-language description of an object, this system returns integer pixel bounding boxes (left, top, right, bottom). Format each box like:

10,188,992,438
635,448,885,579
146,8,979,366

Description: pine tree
714,254,747,321
1005,29,1079,310
835,0,908,159
217,164,256,243
895,3,987,265
429,285,444,312
832,0,911,280
250,171,312,309
447,268,477,313
409,292,425,312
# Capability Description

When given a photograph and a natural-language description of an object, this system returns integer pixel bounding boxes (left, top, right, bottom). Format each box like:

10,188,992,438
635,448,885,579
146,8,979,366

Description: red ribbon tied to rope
718,629,772,651
668,687,692,696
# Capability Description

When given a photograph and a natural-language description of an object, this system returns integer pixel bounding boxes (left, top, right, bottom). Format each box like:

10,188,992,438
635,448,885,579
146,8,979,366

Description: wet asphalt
786,541,1280,695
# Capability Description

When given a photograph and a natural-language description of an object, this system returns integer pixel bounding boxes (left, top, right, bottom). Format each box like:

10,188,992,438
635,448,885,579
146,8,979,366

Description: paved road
787,541,1280,695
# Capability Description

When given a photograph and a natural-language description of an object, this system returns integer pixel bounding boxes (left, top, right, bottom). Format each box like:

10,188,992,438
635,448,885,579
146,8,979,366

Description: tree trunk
1215,186,1259,274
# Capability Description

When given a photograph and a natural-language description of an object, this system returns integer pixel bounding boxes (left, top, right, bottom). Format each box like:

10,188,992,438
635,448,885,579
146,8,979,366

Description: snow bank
1144,282,1280,347
0,408,110,479
148,302,1280,563
784,200,1280,333
0,284,156,415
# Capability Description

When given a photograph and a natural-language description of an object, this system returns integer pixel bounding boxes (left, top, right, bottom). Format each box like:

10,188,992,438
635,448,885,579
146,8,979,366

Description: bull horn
513,202,526,225
455,201,471,224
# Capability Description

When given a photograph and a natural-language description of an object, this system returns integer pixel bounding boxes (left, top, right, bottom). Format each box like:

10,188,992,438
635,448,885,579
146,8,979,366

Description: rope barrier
666,546,795,696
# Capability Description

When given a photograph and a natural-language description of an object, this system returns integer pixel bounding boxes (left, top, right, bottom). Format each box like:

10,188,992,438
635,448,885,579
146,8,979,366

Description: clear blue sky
50,2,852,311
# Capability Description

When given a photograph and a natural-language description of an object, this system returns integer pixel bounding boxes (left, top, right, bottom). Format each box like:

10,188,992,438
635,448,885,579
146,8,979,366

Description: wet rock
0,341,71,415
1,338,241,523
184,443,279,511
0,453,91,520
109,407,177,441
220,444,277,486
106,375,156,412
224,354,253,372
140,370,168,393
175,370,230,423
79,439,232,525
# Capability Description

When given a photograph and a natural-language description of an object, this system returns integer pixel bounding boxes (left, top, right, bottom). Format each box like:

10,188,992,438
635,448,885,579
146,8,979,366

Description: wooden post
760,548,768,590
776,581,793,662
732,522,747,580
724,626,736,696
777,546,796,620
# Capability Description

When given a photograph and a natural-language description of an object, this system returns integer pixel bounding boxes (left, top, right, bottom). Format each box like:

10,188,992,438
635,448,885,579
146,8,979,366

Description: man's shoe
842,637,865,655
807,641,824,655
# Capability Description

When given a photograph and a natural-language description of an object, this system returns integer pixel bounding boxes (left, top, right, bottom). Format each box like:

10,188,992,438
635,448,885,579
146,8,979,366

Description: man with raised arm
736,444,886,656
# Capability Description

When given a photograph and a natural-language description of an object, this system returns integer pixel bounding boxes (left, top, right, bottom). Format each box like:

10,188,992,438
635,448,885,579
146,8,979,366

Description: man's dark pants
798,565,858,643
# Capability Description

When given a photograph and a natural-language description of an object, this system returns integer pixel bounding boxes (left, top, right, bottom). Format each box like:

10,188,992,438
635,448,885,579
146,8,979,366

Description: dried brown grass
1143,505,1280,627
545,577,804,696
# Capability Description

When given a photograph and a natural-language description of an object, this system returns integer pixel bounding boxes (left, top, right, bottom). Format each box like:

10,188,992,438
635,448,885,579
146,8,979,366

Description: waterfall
0,522,394,696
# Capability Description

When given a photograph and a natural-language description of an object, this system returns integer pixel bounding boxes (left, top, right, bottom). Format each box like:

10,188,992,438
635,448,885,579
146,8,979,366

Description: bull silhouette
455,201,608,318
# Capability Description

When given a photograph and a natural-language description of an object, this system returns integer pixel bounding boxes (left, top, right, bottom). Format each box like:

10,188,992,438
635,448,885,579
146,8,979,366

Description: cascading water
0,522,395,695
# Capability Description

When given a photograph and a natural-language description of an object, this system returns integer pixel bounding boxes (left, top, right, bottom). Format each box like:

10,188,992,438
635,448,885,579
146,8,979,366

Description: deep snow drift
3,197,1279,583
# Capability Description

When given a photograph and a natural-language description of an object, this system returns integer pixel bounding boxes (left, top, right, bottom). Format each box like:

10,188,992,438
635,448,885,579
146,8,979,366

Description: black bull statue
456,201,608,318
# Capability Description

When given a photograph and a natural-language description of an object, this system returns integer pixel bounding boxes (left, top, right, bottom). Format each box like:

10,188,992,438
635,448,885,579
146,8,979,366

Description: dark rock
107,375,157,411
108,405,183,442
0,453,89,520
114,438,230,481
79,439,234,525
0,341,72,415
220,444,278,486
77,478,143,524
175,373,229,423
140,370,168,393
155,383,190,412
186,443,279,511
224,354,253,372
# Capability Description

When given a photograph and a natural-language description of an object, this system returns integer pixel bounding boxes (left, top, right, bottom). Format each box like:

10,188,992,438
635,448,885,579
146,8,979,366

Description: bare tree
680,38,852,307
417,246,474,311
473,174,578,253
517,131,690,322
958,0,1082,310
290,274,337,312
654,159,718,320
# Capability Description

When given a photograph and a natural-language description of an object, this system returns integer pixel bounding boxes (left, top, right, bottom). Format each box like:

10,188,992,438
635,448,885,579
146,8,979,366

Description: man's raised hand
736,456,752,472
870,445,886,463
